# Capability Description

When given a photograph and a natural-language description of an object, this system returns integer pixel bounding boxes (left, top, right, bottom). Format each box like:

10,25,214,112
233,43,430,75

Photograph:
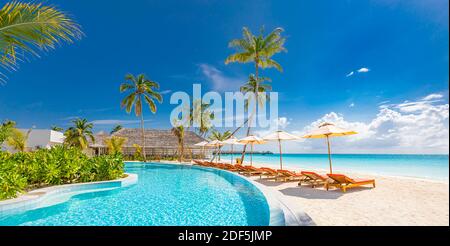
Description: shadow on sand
279,186,375,200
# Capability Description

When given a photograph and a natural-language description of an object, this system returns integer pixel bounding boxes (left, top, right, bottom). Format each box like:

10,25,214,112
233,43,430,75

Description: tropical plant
63,118,95,149
120,73,163,161
0,2,82,83
208,130,232,161
51,125,64,132
0,120,15,144
225,26,286,161
110,124,123,134
171,125,185,162
0,146,124,200
132,144,143,161
6,128,30,152
103,136,127,155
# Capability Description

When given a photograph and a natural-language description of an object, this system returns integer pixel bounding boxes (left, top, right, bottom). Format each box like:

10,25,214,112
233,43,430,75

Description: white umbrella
263,130,300,170
221,136,244,165
238,135,267,166
206,140,224,163
302,122,357,173
194,141,209,159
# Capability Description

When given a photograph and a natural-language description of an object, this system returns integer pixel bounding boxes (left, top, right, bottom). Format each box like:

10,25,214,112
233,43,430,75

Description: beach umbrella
206,140,224,163
221,136,244,165
194,141,209,159
238,135,267,166
302,122,357,174
263,130,300,170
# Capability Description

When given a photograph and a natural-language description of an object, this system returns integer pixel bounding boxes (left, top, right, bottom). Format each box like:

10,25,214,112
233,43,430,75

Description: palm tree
64,118,95,149
0,120,15,144
208,130,232,161
189,99,215,137
0,2,82,83
110,124,123,135
240,74,272,110
225,26,286,162
171,125,185,162
120,73,163,161
51,125,64,132
6,128,30,152
103,136,127,155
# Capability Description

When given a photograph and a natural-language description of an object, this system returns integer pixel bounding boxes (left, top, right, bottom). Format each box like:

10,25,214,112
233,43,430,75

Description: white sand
243,161,450,226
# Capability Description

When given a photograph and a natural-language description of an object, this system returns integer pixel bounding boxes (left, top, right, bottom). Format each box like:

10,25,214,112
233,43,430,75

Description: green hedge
0,146,124,200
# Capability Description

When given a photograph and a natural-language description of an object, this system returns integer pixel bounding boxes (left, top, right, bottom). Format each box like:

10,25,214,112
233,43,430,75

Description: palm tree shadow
279,187,344,200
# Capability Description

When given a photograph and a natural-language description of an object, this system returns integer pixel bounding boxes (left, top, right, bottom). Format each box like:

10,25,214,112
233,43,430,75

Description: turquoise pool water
0,163,270,226
222,153,449,181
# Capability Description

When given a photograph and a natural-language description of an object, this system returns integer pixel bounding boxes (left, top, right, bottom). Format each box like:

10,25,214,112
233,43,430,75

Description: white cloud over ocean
253,93,449,154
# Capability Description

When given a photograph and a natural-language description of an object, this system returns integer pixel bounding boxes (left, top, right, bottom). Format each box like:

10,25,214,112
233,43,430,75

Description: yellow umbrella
302,122,357,173
263,130,300,170
221,136,244,165
238,135,267,166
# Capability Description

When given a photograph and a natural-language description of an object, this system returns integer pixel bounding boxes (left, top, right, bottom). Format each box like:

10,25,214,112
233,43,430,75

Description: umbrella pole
231,145,234,165
278,139,283,170
326,135,332,174
250,143,253,166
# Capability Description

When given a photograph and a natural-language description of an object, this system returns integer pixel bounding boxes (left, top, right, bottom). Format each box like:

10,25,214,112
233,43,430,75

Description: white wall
1,129,65,152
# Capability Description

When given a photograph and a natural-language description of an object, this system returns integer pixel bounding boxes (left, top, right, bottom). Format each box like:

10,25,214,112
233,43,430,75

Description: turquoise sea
221,153,449,181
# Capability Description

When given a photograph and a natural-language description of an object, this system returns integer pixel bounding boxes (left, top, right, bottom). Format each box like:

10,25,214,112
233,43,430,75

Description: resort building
1,129,65,153
89,128,209,159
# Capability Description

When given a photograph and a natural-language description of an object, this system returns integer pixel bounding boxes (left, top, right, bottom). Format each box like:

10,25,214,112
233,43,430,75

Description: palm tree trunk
140,95,147,162
240,60,259,163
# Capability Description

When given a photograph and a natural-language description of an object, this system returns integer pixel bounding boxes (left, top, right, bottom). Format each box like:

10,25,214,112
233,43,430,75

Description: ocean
221,153,449,181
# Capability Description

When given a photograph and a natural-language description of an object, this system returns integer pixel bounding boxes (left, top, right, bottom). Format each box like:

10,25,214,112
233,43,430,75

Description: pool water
0,163,270,226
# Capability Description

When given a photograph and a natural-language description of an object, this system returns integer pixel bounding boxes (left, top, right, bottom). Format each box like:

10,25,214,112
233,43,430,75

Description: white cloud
349,103,355,108
422,93,444,101
346,71,354,77
160,90,172,95
357,67,370,73
198,63,244,91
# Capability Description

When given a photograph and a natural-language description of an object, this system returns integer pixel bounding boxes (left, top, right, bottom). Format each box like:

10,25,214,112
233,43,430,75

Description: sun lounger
238,165,265,176
299,171,329,187
326,173,375,192
258,167,279,179
276,169,306,182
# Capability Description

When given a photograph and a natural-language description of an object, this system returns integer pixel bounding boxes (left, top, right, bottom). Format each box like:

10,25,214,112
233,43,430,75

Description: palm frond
0,2,82,76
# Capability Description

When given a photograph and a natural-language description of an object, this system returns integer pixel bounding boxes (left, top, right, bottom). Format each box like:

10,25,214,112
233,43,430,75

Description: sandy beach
209,159,449,226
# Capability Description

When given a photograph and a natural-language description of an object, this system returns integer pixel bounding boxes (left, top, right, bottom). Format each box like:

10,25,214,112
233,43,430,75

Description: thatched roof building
90,128,208,158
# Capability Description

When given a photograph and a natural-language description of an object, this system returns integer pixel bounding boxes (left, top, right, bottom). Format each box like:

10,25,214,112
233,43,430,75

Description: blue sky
0,0,448,153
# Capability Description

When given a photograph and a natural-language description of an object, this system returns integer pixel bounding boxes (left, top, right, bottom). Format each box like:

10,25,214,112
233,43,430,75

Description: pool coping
202,165,315,226
0,173,138,214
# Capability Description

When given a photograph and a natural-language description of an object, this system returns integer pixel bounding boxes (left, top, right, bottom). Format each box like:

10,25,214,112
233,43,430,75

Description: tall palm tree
110,124,123,135
120,73,162,161
189,99,214,137
103,136,127,155
240,74,272,110
171,125,185,162
225,26,286,162
64,118,95,149
208,130,232,161
0,2,82,83
6,128,30,152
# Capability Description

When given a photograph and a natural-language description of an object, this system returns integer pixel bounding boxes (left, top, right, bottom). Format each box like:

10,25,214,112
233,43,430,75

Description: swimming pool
0,162,272,226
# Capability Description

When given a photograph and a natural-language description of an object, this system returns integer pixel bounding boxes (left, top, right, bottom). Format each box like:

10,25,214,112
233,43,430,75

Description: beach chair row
193,160,375,192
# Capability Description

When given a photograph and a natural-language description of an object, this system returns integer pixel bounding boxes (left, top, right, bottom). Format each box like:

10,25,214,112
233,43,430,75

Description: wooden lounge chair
217,163,239,171
258,167,279,179
276,169,306,182
193,160,206,166
299,171,329,188
239,165,265,176
326,174,375,192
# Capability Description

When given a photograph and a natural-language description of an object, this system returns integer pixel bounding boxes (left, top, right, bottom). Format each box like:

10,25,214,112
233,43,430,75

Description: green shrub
0,146,124,200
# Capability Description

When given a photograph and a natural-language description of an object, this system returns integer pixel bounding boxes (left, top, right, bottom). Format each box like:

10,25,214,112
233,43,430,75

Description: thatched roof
90,128,206,148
